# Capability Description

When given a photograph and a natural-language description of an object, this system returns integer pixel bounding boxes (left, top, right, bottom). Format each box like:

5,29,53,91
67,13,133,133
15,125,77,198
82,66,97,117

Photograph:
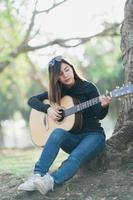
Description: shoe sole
18,187,36,191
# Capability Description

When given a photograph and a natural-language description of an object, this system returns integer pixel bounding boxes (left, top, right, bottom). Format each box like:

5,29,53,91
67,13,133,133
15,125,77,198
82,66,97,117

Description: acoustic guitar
29,84,133,147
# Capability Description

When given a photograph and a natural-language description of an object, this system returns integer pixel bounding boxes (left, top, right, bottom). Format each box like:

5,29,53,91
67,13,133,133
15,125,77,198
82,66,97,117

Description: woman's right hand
47,107,62,121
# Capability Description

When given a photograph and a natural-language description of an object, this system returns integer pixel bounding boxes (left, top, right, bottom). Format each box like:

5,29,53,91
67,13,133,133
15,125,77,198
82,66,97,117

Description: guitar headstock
109,84,133,98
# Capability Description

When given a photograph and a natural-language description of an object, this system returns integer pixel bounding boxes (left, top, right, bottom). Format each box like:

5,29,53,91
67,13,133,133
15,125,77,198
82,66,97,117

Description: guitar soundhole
57,109,65,122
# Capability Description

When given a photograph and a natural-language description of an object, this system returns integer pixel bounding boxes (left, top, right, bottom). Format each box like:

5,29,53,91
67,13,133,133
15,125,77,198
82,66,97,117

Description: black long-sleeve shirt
28,80,109,134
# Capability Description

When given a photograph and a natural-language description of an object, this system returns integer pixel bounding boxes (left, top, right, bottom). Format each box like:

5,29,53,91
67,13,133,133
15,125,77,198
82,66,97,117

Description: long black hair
48,58,83,104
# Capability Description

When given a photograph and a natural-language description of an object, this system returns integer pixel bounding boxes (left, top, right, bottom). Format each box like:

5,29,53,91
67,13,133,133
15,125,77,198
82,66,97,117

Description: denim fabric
34,128,106,184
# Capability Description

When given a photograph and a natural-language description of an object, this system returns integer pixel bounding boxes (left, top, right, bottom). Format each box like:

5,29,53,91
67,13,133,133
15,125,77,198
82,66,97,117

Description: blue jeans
34,128,106,184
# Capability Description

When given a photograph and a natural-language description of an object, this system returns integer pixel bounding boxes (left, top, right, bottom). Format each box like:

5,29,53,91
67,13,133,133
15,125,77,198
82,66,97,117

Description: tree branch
0,61,10,72
0,23,120,72
14,22,121,52
5,0,69,58
22,0,39,43
36,0,68,14
26,55,48,90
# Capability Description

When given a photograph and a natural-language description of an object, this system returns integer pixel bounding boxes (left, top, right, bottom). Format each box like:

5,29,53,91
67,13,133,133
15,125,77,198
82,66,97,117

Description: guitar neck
64,83,133,117
65,96,100,117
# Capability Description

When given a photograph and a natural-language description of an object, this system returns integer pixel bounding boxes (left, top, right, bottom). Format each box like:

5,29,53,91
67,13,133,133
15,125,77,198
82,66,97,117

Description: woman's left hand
100,95,111,107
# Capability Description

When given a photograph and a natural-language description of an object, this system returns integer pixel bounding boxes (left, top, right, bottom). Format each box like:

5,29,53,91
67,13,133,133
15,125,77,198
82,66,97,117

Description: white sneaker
18,174,41,191
34,173,54,195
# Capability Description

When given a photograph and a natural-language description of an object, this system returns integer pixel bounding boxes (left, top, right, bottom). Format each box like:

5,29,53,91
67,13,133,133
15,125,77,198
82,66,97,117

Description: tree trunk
81,0,133,172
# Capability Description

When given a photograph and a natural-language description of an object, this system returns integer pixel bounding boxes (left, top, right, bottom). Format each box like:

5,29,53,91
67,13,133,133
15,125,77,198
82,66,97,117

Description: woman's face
58,63,75,87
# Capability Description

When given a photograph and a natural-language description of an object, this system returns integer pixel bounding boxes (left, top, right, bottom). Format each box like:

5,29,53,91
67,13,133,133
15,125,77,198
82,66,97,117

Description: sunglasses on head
48,56,62,67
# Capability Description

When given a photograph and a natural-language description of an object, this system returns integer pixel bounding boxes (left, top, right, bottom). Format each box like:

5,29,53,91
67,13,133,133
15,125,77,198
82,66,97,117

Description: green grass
0,148,68,177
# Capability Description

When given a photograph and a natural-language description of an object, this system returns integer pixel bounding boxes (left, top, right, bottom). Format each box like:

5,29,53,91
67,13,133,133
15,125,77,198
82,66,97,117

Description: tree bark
112,0,133,155
80,0,133,172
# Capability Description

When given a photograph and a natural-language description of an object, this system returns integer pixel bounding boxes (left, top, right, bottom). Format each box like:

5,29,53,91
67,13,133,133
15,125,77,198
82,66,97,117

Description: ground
0,149,133,200
0,167,133,200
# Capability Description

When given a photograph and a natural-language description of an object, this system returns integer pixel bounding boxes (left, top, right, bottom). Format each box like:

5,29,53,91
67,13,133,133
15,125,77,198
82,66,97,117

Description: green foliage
0,0,23,62
81,37,124,90
0,149,67,176
0,0,42,123
75,37,123,119
0,53,42,122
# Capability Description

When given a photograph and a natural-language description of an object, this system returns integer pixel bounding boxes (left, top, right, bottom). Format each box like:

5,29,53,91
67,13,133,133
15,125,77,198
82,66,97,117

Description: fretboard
64,96,100,117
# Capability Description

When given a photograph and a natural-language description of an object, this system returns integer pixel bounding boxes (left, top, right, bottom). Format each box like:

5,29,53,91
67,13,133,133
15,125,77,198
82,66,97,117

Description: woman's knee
49,128,67,143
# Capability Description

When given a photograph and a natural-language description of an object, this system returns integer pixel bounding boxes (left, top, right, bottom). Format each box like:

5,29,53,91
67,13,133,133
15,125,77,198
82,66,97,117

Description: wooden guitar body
29,95,82,147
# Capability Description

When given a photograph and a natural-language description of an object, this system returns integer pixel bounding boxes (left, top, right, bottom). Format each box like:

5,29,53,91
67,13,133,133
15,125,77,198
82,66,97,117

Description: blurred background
0,0,126,176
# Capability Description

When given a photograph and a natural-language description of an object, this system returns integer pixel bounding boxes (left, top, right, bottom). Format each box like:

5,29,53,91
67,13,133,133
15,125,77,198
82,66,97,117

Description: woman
18,56,111,195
